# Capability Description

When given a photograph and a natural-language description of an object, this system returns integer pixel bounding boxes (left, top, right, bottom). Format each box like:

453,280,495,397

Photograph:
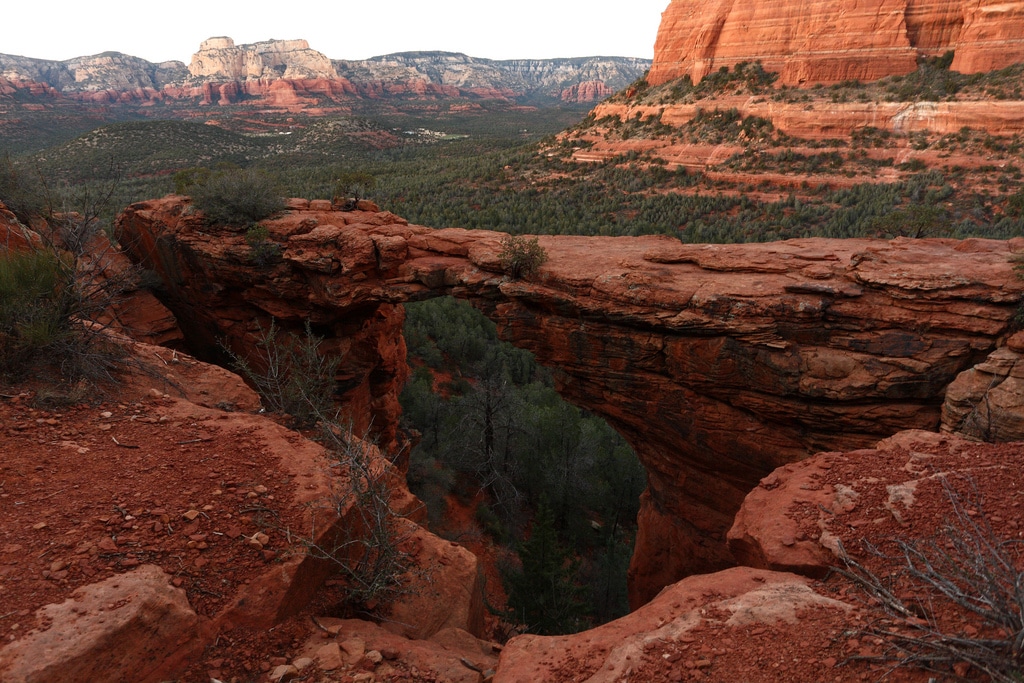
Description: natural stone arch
117,196,1024,607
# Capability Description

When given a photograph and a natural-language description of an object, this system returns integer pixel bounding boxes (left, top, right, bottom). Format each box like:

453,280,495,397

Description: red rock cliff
649,0,1024,86
116,196,1024,608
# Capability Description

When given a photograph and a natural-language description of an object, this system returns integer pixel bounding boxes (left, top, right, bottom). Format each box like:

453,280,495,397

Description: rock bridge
117,196,1024,607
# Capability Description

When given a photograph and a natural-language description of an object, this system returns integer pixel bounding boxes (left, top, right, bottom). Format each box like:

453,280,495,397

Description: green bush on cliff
0,245,125,388
190,167,285,226
498,234,547,278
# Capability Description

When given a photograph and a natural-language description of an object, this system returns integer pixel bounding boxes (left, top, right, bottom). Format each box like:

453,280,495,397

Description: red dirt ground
3,372,1020,682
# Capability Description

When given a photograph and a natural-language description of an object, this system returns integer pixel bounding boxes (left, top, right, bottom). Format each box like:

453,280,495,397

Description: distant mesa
0,37,649,106
188,36,339,81
649,0,1024,86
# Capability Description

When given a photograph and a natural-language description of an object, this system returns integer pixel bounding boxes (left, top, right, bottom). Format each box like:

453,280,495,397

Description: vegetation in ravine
400,297,643,633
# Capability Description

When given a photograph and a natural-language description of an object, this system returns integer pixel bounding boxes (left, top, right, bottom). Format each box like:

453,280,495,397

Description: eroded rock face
649,0,1024,86
0,45,648,107
590,98,1024,141
116,196,1023,607
941,331,1024,441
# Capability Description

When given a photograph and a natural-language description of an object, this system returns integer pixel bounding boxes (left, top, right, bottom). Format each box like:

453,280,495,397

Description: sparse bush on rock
190,167,284,226
244,224,280,267
224,319,338,427
498,234,547,279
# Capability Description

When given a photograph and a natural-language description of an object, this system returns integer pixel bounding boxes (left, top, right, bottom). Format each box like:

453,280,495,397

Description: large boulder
0,565,202,683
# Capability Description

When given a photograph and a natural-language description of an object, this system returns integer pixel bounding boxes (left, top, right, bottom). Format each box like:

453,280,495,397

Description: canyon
648,0,1024,87
115,195,1024,610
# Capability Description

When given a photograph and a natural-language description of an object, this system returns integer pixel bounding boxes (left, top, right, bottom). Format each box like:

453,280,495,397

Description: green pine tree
505,501,587,635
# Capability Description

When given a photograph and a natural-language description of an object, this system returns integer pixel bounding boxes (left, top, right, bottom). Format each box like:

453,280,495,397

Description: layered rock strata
649,0,1024,86
589,98,1024,141
116,196,1024,607
0,42,648,106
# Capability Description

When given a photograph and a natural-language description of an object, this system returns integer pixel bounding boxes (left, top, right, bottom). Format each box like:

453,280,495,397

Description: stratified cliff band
649,0,1024,86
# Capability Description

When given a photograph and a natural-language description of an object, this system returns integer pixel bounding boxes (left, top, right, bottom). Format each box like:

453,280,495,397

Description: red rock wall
116,197,1024,609
649,0,1024,86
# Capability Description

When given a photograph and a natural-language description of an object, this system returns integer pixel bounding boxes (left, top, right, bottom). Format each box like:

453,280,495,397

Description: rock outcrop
727,429,1024,579
0,565,203,683
648,0,1024,86
494,566,851,682
116,196,1024,608
0,335,487,682
188,37,338,81
589,97,1024,141
941,331,1024,441
495,427,1023,681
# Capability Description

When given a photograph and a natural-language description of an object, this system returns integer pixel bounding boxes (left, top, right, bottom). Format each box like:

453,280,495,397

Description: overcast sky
3,0,668,63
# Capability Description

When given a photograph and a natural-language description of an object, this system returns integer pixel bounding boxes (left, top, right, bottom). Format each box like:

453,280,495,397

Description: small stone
269,664,299,682
365,650,383,665
148,388,163,399
254,485,269,494
254,532,270,545
99,411,113,419
292,657,314,670
98,538,118,552
352,674,374,683
32,522,47,530
182,510,200,521
50,559,68,572
317,642,343,671
340,637,366,663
